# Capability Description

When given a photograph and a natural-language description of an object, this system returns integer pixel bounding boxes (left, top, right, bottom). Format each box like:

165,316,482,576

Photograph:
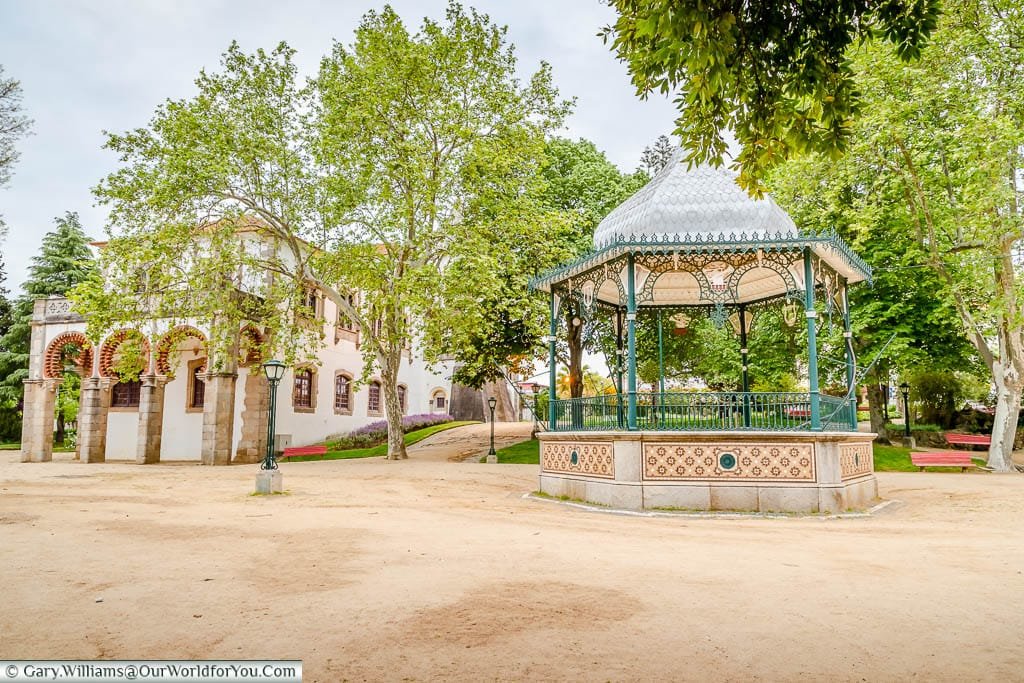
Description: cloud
0,0,678,293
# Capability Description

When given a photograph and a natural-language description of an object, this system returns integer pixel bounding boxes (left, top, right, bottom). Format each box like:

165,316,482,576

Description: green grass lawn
872,443,986,472
286,420,478,461
491,438,540,464
1,442,75,452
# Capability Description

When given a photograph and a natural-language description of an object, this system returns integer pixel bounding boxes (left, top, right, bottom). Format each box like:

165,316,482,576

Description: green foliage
0,213,95,438
601,0,940,192
81,5,569,459
904,369,977,427
768,0,1024,469
0,65,33,228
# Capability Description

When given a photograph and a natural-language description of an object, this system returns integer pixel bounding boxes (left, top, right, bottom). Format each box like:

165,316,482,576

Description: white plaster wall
105,411,139,459
156,347,204,461
268,299,455,447
232,365,248,452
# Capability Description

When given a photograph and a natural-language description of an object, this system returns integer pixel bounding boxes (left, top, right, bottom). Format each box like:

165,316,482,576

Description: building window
431,390,447,413
188,361,206,411
337,293,358,331
334,373,352,414
397,385,407,414
368,380,382,414
293,368,315,412
111,380,141,408
301,287,320,319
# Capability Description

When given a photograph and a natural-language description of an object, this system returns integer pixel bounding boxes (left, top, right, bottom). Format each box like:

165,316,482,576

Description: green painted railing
547,391,857,432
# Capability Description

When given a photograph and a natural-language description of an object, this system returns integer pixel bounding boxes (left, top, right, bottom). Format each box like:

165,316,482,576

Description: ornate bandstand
531,152,877,513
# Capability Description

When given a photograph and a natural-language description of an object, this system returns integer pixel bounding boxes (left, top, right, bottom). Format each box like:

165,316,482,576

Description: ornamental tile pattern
840,442,874,479
643,442,815,481
541,441,614,479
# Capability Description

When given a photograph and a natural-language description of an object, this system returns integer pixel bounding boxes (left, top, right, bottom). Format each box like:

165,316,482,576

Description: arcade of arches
22,316,268,466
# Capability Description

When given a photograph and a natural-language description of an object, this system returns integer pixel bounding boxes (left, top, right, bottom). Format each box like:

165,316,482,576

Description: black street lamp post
486,395,497,463
262,359,286,471
900,382,911,438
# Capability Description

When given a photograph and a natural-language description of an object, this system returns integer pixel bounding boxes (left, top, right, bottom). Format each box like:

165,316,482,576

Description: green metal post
615,308,625,429
548,290,557,431
739,304,751,428
657,308,665,426
626,254,638,430
803,248,821,430
842,279,857,431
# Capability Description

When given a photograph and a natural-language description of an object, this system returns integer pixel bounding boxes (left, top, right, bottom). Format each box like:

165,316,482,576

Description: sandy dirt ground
2,423,1024,682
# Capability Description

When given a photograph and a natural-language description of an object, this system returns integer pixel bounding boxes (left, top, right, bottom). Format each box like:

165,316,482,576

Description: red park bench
943,433,991,449
784,406,811,419
280,445,328,460
909,451,975,472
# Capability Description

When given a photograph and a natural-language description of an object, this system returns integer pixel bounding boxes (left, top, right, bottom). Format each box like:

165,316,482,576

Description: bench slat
281,445,328,458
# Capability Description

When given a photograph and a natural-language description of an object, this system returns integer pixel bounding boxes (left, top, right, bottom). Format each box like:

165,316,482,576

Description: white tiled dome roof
592,149,797,249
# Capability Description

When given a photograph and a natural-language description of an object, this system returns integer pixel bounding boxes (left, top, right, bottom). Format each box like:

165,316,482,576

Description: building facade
20,294,454,465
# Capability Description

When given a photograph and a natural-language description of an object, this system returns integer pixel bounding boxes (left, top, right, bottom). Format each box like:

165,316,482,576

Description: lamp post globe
261,360,286,471
487,396,497,461
899,382,911,438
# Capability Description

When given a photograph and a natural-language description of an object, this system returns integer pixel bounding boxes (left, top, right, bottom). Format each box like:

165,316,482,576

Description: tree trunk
866,378,889,444
482,378,515,422
381,348,407,460
55,410,65,447
988,360,1021,472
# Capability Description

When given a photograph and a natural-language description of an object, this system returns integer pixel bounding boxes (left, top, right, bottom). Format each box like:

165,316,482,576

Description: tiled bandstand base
538,431,877,513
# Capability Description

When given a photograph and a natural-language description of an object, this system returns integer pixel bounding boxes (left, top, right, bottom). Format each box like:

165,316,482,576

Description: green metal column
615,308,625,429
548,290,557,431
803,248,821,430
739,304,751,428
657,308,665,426
842,279,857,431
626,254,638,430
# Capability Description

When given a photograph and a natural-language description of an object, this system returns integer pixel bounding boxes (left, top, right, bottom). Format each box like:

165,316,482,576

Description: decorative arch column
136,373,167,464
233,326,268,464
201,325,239,466
78,343,111,464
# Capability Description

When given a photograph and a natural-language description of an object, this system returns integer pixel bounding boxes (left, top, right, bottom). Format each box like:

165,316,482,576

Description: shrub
326,413,454,450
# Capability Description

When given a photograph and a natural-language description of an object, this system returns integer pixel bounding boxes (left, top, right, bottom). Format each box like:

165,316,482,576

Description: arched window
111,380,141,408
397,385,407,414
293,368,316,412
430,389,447,413
368,380,382,414
334,373,352,414
189,362,206,411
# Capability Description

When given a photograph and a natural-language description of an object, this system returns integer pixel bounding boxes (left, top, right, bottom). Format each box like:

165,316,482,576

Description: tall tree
601,0,941,192
771,153,980,441
314,5,570,451
0,65,33,229
638,134,676,175
536,137,646,398
770,0,1023,469
79,4,568,460
0,213,95,441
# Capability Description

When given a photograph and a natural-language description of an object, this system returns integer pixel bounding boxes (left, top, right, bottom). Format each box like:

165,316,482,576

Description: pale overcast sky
0,0,679,294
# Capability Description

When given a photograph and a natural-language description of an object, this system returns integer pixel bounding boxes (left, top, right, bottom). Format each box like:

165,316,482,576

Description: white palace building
19,238,457,465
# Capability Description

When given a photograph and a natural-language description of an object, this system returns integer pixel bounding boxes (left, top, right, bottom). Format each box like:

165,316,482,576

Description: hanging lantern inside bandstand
782,300,800,328
671,312,690,336
728,310,754,337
